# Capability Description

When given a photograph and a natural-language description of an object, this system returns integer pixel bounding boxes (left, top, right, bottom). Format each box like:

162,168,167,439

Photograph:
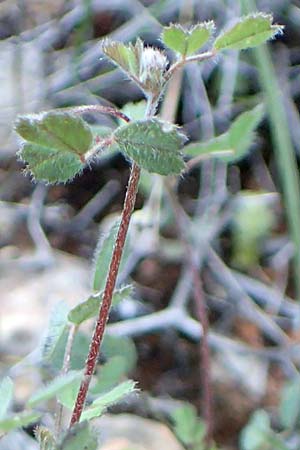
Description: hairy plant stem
69,162,140,426
166,50,216,81
69,96,157,427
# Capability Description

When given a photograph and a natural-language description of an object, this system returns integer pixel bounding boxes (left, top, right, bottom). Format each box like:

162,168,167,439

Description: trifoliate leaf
214,13,284,51
15,112,93,183
185,104,264,163
114,119,186,175
162,22,215,56
0,378,14,420
102,40,168,95
68,285,133,325
81,380,137,421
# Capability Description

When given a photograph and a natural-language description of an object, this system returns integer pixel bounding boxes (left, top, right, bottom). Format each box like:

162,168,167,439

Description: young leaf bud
139,47,168,94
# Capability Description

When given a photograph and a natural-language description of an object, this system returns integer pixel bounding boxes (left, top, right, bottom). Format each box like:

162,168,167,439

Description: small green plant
1,13,282,449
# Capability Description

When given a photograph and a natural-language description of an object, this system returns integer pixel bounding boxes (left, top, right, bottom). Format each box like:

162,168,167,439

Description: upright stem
69,162,141,426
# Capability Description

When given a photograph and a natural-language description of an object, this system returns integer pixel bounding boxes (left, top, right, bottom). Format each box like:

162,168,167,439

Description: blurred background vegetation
1,1,300,449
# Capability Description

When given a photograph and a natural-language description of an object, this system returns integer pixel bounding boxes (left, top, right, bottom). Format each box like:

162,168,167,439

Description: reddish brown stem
69,162,141,426
68,105,131,123
192,266,213,447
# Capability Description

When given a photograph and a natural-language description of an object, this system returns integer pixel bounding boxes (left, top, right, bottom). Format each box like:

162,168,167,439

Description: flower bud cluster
139,47,168,95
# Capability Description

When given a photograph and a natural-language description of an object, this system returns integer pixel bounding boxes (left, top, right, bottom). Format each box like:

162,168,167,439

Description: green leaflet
92,218,120,292
185,104,264,163
68,285,133,325
162,22,215,56
114,119,186,175
15,112,93,183
81,380,137,421
214,13,283,51
42,301,69,362
102,39,141,79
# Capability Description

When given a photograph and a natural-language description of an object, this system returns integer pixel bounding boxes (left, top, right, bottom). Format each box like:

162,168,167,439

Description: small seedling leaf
27,371,82,407
68,285,133,325
162,22,215,56
0,377,14,420
214,13,283,51
81,380,137,421
15,112,93,183
58,422,98,450
114,119,186,175
0,411,41,433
